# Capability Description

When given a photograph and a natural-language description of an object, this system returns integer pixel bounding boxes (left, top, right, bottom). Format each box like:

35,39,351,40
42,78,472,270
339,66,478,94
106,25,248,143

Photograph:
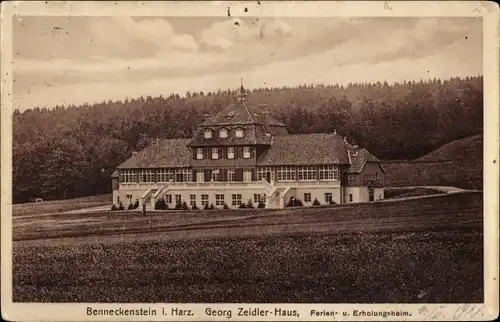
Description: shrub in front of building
312,198,321,206
111,204,118,211
238,203,247,209
258,201,265,208
287,198,303,207
223,203,229,209
118,201,125,210
155,198,167,210
191,203,199,210
181,201,189,210
246,199,254,209
209,203,215,210
134,199,139,209
203,203,210,210
127,203,135,210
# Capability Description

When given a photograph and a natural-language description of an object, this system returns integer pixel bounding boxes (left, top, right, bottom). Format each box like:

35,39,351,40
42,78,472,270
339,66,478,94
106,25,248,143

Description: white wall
344,187,368,203
374,188,384,200
294,187,341,205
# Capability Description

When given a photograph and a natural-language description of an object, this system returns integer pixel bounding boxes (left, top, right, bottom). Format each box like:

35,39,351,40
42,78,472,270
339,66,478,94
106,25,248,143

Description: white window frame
304,193,312,202
156,169,174,183
228,170,235,182
190,194,196,206
324,193,333,203
216,194,225,206
139,169,155,183
204,129,213,139
319,165,339,180
175,168,191,182
196,171,205,182
298,166,316,181
232,194,242,206
165,195,172,204
211,169,220,182
243,146,251,159
175,194,182,204
219,128,228,138
227,147,235,159
120,170,137,183
257,167,272,181
277,166,296,181
201,194,209,206
211,148,219,159
196,148,204,160
235,128,244,138
243,170,252,182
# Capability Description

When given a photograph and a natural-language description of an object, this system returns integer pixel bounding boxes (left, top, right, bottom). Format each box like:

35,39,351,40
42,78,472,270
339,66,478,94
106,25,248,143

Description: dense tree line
12,76,483,202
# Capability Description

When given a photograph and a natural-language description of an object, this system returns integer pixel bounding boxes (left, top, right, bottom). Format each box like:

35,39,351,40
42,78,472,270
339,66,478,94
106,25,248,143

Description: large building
112,84,385,210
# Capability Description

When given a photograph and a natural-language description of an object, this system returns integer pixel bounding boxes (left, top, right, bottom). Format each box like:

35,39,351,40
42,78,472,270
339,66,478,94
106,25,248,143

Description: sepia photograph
1,1,499,321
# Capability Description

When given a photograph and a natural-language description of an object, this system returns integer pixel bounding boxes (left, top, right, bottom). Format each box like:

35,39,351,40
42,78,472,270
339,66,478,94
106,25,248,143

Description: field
13,192,483,303
12,194,112,217
383,135,483,190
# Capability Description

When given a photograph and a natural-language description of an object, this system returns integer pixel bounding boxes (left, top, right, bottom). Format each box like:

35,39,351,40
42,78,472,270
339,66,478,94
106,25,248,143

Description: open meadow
12,194,112,217
12,192,483,303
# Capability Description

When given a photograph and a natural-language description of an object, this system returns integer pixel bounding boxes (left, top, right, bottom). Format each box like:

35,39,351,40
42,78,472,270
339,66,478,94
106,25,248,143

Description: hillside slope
384,135,483,189
418,135,483,162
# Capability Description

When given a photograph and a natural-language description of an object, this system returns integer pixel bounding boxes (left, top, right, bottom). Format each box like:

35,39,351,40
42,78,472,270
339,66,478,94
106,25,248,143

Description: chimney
333,129,337,135
352,144,359,156
343,136,348,144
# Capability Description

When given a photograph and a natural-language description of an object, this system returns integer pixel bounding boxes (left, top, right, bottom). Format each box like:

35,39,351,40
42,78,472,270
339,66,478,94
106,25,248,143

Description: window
157,169,174,182
298,166,316,181
175,194,182,204
211,169,220,182
319,165,339,180
348,175,356,181
232,194,242,206
349,194,353,202
201,194,209,206
277,166,296,181
243,146,251,158
204,129,213,139
254,193,266,203
196,171,205,182
227,147,235,159
211,148,219,159
139,169,155,182
304,193,312,202
235,128,244,138
120,170,137,183
196,148,204,160
219,128,228,138
216,194,225,206
165,195,172,204
190,194,196,206
257,167,272,181
175,168,191,182
324,193,333,203
228,170,236,182
243,170,252,182
364,175,377,181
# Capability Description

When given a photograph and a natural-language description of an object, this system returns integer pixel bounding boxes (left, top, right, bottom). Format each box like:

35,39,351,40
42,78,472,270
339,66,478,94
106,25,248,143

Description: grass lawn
384,187,444,199
12,192,483,303
12,194,112,217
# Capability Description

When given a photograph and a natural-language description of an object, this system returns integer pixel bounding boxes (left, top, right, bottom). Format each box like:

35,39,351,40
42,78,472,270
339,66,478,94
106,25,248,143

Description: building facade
112,85,385,210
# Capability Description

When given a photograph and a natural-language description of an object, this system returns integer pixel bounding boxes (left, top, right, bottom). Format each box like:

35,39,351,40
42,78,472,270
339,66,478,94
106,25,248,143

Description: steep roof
257,133,351,166
199,102,286,127
116,138,192,169
346,148,384,173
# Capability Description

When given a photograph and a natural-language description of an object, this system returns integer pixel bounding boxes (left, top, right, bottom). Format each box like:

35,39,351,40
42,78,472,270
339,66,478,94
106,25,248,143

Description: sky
13,16,482,110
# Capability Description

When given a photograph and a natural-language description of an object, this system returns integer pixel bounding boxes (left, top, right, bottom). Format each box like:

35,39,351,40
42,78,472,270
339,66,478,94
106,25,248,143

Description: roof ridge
243,102,256,123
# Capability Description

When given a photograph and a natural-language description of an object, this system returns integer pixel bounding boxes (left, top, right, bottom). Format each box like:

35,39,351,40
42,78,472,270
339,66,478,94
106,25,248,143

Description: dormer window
235,128,244,138
219,128,228,138
212,148,219,159
204,129,213,139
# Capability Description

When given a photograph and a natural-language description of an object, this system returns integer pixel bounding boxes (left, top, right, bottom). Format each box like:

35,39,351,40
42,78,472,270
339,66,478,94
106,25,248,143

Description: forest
12,76,483,203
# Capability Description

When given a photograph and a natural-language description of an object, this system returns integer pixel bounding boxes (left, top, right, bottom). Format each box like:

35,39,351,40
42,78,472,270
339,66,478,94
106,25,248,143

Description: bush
287,198,303,207
238,203,247,209
133,199,139,209
155,198,167,210
258,201,265,208
111,204,118,211
329,200,337,205
312,198,321,206
209,203,215,210
181,201,189,210
118,202,125,211
246,199,254,209
191,203,199,210
203,203,210,210
174,202,183,210
223,203,229,209
127,203,135,210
